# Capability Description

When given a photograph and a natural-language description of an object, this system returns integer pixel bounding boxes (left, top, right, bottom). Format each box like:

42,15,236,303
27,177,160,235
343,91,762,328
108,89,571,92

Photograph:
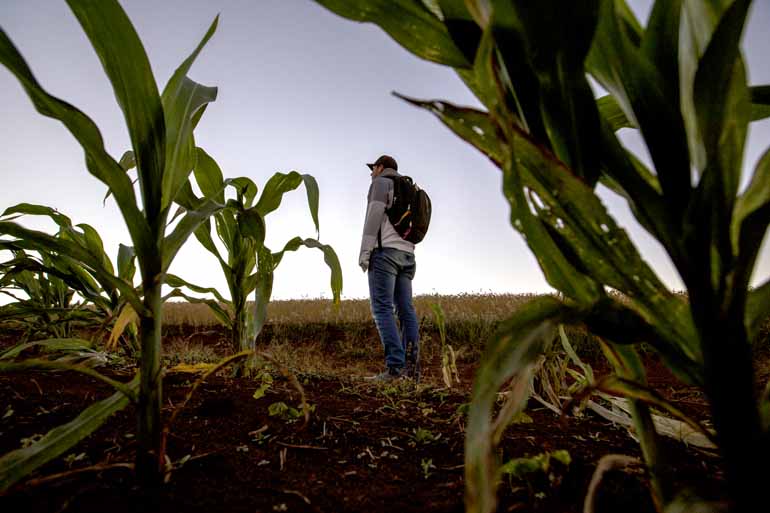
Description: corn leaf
270,237,342,304
165,274,228,305
160,17,219,211
746,280,770,344
465,295,577,513
312,0,469,67
253,171,303,217
193,147,225,205
0,338,93,361
587,0,691,217
0,375,138,492
116,244,136,283
394,94,506,166
733,146,770,298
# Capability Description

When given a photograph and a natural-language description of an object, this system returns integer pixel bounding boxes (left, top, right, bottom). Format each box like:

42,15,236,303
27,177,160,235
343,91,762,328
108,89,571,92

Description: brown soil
0,328,744,513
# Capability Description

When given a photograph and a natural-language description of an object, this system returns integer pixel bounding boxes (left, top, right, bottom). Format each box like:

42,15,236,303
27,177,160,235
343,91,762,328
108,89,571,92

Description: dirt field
0,319,747,513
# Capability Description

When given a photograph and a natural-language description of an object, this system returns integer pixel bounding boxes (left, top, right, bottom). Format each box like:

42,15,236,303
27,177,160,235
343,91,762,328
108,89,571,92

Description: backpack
384,175,432,244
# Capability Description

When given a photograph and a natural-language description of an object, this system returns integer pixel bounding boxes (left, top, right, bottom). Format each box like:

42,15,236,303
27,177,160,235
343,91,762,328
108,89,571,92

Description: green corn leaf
1,204,73,229
0,25,151,263
270,237,343,304
486,3,549,143
302,174,320,237
165,273,228,305
587,0,691,218
0,338,93,361
250,247,275,342
746,280,770,344
691,0,750,193
231,177,259,208
193,147,225,204
66,0,165,222
254,171,303,218
312,0,469,67
238,208,266,248
0,374,138,492
438,0,482,64
73,223,115,276
394,94,506,166
641,0,683,103
465,295,577,513
161,76,218,211
732,147,770,295
160,16,219,211
502,0,602,185
679,0,745,174
117,244,136,283
597,95,634,131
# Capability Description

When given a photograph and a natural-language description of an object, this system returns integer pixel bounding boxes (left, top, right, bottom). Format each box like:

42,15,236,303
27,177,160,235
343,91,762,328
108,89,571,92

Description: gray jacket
359,168,415,270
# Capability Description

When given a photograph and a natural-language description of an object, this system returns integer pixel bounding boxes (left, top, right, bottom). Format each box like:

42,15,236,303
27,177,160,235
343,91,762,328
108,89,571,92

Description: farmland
2,295,768,512
3,1,770,512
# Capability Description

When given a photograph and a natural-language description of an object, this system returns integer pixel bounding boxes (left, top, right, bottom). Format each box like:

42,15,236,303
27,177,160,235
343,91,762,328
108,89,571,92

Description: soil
0,327,753,513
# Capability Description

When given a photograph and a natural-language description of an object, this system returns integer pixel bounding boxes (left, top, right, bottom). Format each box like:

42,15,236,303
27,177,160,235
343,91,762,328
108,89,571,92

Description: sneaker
364,367,404,382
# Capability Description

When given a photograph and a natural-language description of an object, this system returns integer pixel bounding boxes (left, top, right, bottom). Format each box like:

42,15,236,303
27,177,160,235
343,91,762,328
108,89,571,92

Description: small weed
421,457,436,479
268,401,314,422
500,449,572,498
412,427,440,445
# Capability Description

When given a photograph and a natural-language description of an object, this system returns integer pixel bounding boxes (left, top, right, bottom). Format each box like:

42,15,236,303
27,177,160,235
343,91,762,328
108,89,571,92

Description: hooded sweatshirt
359,168,415,267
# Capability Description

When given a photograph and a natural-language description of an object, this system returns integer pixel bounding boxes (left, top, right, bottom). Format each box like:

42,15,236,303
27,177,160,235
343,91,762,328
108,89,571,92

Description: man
359,155,420,382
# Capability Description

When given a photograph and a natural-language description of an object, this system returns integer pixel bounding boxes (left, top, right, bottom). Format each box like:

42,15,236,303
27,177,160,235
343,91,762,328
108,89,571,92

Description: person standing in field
359,155,420,382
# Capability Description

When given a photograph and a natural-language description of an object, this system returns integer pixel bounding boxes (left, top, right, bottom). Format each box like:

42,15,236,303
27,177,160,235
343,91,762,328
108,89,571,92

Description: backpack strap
377,227,382,249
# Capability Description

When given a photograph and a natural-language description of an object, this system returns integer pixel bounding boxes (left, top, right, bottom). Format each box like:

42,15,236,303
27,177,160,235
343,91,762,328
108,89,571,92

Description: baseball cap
366,155,398,171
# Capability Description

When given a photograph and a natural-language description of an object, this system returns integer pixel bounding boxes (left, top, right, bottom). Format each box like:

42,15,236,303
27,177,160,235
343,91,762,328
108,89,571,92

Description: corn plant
0,0,226,486
0,204,139,346
167,154,342,372
314,1,770,511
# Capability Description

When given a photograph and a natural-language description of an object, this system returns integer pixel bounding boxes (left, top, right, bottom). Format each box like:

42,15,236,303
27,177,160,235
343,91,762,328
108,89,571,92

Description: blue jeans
368,248,419,370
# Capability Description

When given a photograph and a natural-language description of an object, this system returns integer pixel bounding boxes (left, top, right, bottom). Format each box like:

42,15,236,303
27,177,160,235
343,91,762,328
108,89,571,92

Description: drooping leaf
0,375,139,492
254,171,303,218
165,274,228,305
394,94,506,166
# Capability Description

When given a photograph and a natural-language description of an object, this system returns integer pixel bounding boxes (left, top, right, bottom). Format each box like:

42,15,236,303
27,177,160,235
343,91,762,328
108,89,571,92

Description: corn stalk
313,1,770,511
168,161,342,373
0,0,226,485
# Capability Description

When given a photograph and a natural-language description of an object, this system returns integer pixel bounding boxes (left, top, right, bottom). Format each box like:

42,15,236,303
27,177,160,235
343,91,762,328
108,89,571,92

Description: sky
0,0,768,303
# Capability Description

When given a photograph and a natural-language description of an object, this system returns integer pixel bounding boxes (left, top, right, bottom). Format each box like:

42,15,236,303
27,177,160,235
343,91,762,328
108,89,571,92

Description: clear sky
1,0,768,302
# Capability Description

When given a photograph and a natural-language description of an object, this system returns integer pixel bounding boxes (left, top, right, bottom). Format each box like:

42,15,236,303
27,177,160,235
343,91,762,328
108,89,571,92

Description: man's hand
359,251,370,273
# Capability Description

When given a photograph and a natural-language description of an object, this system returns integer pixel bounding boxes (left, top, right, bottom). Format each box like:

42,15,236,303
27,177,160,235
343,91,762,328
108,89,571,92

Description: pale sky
1,0,768,302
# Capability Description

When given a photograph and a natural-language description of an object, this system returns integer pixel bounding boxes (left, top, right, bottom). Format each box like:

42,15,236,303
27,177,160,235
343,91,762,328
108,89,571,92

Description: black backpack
384,175,432,244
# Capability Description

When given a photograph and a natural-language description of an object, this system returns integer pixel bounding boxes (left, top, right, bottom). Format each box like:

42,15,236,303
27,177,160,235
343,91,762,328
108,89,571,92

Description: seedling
421,457,436,479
